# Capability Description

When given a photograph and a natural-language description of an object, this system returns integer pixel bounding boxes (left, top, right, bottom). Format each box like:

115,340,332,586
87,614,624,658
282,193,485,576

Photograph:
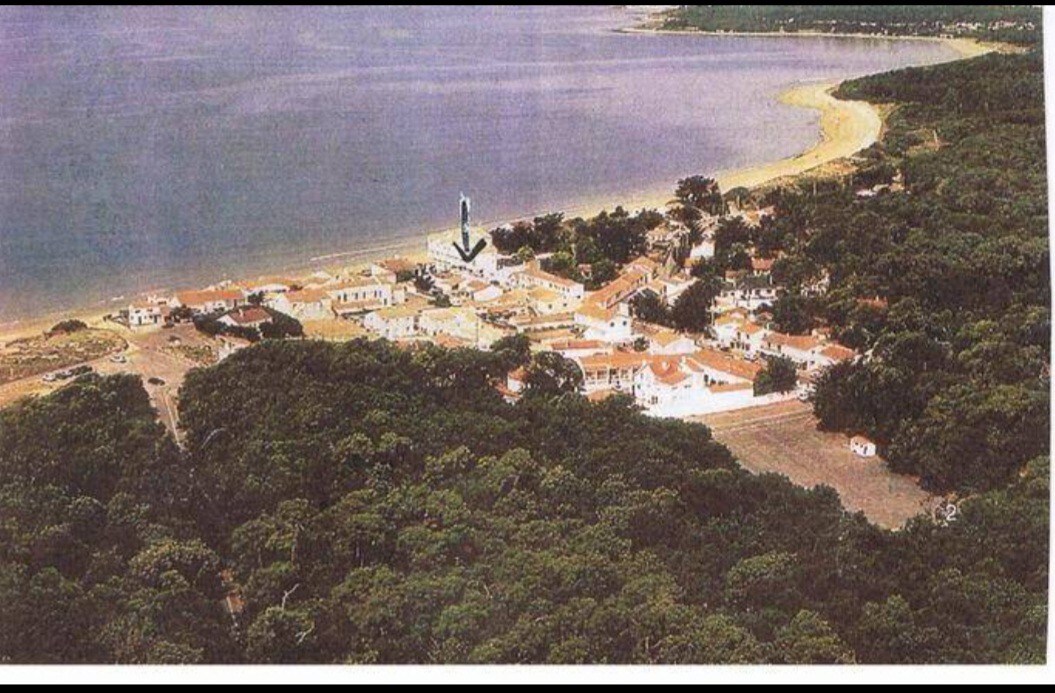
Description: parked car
147,377,166,386
109,354,128,364
42,373,57,383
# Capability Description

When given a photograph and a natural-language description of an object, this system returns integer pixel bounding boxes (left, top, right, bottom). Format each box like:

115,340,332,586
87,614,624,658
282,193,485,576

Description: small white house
268,289,333,321
363,305,421,341
647,329,697,356
574,302,633,344
174,288,246,315
128,302,164,329
850,435,877,458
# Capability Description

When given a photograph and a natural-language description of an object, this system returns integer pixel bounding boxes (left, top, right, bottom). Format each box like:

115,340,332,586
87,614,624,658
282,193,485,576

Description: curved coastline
0,31,992,341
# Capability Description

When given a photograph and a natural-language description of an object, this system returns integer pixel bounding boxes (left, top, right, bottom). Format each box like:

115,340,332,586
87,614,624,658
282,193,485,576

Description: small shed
850,435,877,458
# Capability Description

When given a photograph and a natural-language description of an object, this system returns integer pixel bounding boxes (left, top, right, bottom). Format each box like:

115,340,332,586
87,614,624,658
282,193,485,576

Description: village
115,194,866,439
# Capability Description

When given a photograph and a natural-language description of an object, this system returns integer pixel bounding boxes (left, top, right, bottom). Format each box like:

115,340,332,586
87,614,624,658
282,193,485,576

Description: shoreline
616,25,1003,59
0,30,992,342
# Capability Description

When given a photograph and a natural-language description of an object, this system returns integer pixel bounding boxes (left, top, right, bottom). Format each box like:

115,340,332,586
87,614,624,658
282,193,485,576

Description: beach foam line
308,241,422,264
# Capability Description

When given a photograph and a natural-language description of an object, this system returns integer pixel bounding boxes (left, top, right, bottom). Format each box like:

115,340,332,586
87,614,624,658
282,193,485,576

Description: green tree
754,356,798,396
675,176,725,216
523,351,583,397
774,611,855,664
671,277,721,332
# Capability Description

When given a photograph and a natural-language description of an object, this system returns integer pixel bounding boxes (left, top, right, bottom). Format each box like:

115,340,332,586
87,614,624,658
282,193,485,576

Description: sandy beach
0,32,993,343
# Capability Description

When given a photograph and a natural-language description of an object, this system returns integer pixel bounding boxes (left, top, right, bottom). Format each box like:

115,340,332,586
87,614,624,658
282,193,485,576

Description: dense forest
662,6,1041,44
0,339,1047,663
732,50,1049,496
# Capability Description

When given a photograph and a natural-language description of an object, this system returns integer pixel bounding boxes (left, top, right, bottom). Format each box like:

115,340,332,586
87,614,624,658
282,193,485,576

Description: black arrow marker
453,237,488,263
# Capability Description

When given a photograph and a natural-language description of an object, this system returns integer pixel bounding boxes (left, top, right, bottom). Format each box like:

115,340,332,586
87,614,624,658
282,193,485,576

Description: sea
0,6,956,320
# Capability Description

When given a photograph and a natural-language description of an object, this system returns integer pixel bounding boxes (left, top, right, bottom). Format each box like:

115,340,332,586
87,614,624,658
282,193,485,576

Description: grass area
162,343,217,366
302,318,370,341
0,329,126,385
692,401,937,528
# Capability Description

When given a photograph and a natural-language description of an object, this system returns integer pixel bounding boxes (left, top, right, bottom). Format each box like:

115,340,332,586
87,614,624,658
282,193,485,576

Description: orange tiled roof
225,306,270,325
649,360,689,385
764,332,821,352
820,344,856,361
286,289,329,303
524,266,581,289
588,270,647,306
627,255,660,271
740,322,766,335
177,288,244,305
575,302,617,322
578,352,651,371
651,330,687,347
551,339,606,351
686,348,762,381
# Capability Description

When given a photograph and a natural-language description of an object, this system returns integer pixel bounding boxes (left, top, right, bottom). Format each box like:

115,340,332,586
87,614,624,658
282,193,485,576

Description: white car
109,354,128,364
42,373,57,383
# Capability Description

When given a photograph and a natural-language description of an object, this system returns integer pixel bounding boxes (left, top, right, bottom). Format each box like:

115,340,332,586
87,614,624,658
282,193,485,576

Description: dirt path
691,400,938,529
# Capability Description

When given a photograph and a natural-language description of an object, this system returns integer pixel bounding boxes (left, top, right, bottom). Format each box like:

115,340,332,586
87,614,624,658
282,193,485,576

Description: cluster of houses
123,199,864,424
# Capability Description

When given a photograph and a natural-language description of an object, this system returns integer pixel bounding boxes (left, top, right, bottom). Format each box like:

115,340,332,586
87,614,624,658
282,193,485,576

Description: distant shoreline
615,25,1002,59
0,29,992,342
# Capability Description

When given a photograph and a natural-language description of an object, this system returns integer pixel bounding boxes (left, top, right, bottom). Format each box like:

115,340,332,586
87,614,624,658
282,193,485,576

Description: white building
268,289,333,321
363,305,422,341
646,329,697,356
575,302,633,344
760,332,824,369
417,306,509,349
218,306,272,329
657,274,696,304
513,263,586,302
240,277,297,296
461,279,503,304
850,435,877,457
714,276,780,313
326,276,404,317
713,313,769,355
128,301,165,329
576,352,650,395
549,339,611,360
173,288,246,315
689,236,715,261
587,270,649,310
427,196,504,280
572,348,792,417
632,350,794,417
624,256,661,281
813,344,857,369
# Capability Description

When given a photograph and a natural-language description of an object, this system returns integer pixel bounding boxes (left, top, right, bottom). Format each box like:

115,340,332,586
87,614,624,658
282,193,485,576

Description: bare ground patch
690,400,938,529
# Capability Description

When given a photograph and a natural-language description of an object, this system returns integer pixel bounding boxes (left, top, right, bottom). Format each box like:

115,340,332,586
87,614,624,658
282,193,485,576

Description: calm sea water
0,6,955,320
